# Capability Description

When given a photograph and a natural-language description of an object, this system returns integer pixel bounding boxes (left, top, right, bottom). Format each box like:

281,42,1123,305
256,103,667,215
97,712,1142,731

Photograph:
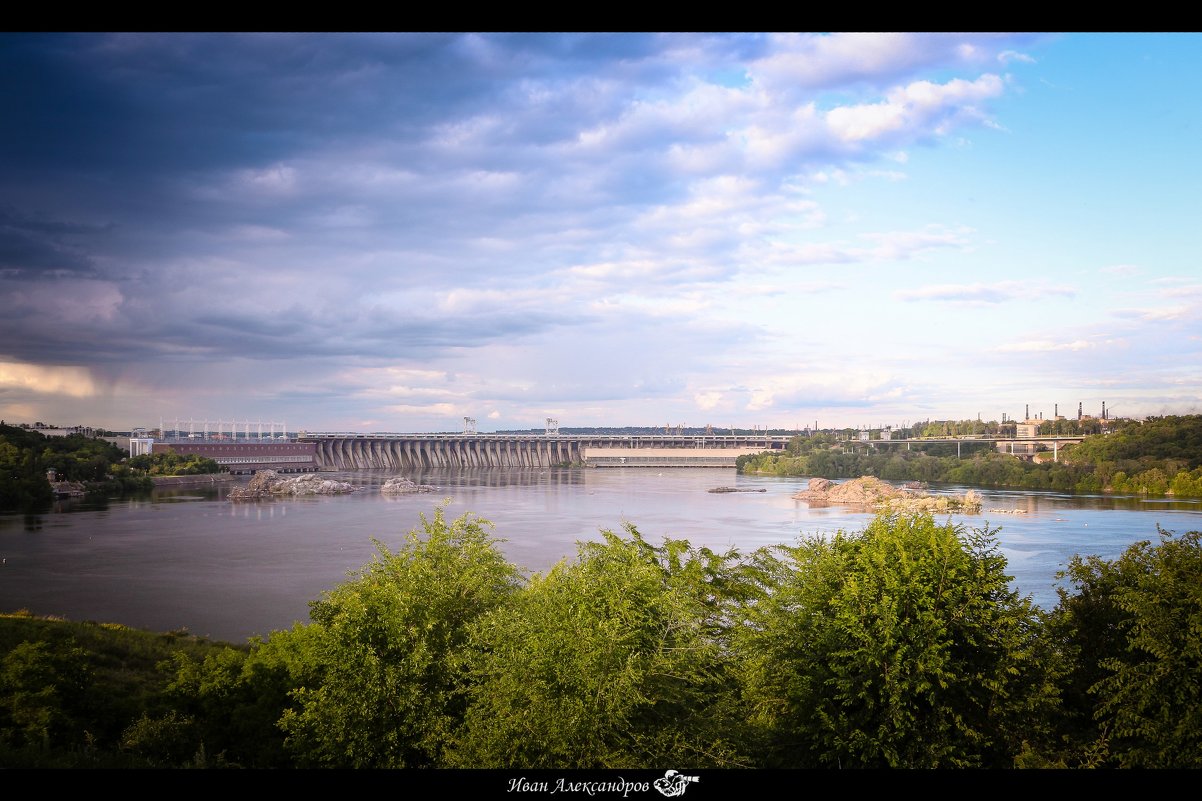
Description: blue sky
1,33,1199,433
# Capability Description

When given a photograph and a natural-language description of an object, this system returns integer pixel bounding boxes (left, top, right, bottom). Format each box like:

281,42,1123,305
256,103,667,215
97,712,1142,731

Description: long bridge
293,432,1087,470
857,435,1086,460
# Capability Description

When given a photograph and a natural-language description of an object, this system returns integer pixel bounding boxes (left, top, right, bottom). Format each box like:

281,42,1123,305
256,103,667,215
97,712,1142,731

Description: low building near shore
581,447,763,467
152,441,319,474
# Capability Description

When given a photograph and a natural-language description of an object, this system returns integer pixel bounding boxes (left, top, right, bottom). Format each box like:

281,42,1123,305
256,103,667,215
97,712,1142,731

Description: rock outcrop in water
794,476,981,513
49,480,87,498
380,477,437,495
228,470,358,501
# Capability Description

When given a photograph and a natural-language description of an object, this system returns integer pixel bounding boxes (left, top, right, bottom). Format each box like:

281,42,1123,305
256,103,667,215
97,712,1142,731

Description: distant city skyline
2,33,1200,432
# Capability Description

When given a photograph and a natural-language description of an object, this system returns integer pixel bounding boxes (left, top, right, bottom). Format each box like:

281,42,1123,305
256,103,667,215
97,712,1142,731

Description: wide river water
2,468,1200,643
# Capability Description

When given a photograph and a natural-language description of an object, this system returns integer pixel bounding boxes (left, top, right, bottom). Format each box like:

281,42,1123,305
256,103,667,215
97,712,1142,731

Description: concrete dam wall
308,436,586,470
301,434,788,470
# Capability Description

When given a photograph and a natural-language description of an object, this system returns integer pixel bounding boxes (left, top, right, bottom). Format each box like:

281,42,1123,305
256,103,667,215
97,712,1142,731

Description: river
2,468,1200,643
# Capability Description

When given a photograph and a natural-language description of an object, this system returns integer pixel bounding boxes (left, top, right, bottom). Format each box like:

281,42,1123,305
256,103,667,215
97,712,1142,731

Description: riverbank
150,474,238,488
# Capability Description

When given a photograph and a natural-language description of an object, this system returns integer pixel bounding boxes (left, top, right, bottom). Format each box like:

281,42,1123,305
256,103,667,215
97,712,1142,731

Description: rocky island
380,477,437,495
228,470,359,501
795,476,982,513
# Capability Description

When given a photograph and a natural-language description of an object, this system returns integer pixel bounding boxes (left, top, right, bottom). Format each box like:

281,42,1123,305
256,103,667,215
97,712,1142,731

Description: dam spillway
298,433,789,470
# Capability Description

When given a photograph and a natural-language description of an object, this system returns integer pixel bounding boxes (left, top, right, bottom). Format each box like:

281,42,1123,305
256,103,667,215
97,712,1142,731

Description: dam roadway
295,432,1087,470
296,433,792,470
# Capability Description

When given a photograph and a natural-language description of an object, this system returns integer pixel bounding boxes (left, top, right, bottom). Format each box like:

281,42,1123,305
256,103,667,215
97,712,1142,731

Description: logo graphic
653,770,699,798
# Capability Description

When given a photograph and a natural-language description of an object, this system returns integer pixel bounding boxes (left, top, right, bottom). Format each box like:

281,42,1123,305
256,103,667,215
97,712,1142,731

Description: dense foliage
451,528,761,768
275,507,524,768
738,515,1059,768
1048,528,1202,767
739,415,1202,498
126,452,222,476
0,613,239,767
0,423,223,511
1065,415,1202,468
5,506,1201,769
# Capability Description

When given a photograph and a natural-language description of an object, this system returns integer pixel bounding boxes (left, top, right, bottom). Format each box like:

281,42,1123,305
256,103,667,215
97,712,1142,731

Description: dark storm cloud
0,32,738,270
202,307,589,363
0,206,102,277
1,33,471,174
0,33,743,177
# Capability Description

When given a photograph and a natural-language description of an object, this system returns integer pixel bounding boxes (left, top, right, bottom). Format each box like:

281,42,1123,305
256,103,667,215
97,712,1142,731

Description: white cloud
384,402,460,416
895,279,1075,304
746,388,775,411
998,50,1036,65
743,370,904,413
753,33,994,92
995,339,1098,353
859,226,974,259
825,75,1004,144
1101,264,1142,276
1163,283,1202,298
593,294,712,318
1114,306,1191,321
0,361,98,398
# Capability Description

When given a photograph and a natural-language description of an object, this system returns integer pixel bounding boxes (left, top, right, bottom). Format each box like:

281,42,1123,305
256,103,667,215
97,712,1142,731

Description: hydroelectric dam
297,433,791,470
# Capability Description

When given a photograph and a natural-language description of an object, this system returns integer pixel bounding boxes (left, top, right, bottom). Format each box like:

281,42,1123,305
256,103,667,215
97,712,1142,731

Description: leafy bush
738,513,1059,767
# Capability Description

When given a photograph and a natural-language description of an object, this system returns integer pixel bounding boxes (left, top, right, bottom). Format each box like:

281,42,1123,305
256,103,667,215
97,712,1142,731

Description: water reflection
2,469,1200,642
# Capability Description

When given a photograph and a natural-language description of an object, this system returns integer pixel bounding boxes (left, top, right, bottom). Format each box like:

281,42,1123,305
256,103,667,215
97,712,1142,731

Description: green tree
119,710,200,766
739,513,1059,768
273,505,523,768
1054,529,1202,767
451,527,762,768
165,635,310,767
0,444,54,511
0,640,93,751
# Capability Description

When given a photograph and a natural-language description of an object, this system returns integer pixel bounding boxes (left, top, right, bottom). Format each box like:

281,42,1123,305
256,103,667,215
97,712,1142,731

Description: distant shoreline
150,474,239,488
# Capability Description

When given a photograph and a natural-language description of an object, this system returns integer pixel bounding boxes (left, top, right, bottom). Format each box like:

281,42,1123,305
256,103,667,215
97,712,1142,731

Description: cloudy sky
2,33,1199,433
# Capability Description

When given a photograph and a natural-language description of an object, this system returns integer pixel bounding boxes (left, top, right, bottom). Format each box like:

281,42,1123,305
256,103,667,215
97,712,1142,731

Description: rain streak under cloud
2,32,1200,432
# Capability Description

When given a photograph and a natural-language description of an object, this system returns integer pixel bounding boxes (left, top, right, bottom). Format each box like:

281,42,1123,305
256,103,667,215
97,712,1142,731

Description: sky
1,32,1200,434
